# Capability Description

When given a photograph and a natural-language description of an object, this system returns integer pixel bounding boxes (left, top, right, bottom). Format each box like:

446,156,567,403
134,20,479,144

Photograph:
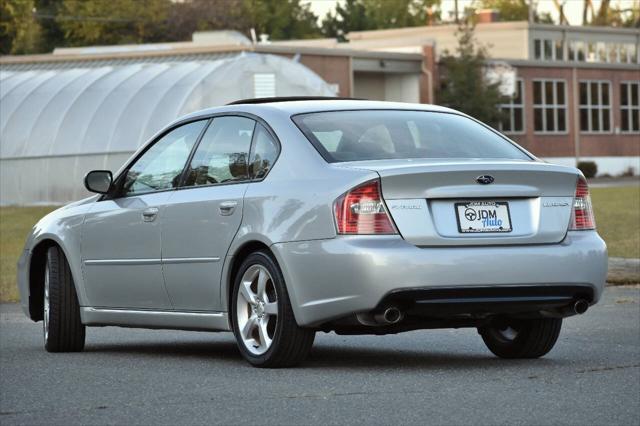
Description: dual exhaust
357,306,404,326
357,299,588,327
374,306,404,324
573,299,589,315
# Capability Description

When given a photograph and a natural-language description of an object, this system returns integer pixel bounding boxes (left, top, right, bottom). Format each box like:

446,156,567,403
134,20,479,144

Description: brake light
569,177,595,230
334,180,397,234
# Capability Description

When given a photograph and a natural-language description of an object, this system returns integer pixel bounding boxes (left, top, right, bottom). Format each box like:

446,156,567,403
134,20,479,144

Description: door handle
219,201,238,216
142,207,159,222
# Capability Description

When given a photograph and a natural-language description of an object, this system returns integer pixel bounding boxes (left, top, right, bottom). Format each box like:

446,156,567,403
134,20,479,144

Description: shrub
620,166,636,177
577,161,598,178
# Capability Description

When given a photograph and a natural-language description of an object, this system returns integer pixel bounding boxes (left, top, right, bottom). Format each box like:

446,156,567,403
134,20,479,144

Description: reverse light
569,177,596,230
334,179,397,235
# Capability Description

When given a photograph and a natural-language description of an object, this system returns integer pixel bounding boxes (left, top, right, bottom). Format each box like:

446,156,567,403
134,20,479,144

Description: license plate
455,201,512,233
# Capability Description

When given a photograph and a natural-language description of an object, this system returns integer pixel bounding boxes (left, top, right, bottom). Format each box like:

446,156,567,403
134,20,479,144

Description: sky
304,0,639,26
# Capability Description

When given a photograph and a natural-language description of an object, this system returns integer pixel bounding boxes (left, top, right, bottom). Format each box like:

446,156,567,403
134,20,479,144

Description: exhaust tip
574,299,589,315
382,307,403,324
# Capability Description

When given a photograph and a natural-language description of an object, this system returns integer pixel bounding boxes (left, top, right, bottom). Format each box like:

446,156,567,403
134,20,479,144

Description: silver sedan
17,99,607,367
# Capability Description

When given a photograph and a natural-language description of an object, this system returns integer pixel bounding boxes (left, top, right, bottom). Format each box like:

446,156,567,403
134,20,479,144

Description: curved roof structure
0,53,334,160
0,53,335,204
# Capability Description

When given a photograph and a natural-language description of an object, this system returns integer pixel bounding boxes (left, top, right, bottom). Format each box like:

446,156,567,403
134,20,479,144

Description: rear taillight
334,179,397,235
569,177,596,230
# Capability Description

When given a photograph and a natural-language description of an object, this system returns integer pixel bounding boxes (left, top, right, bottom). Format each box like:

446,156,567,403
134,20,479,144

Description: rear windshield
292,110,531,162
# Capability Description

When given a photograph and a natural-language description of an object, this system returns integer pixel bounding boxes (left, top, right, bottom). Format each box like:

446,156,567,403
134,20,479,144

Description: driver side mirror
84,170,113,194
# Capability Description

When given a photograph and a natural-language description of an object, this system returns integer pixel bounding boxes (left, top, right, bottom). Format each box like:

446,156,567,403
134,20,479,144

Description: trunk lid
336,159,579,246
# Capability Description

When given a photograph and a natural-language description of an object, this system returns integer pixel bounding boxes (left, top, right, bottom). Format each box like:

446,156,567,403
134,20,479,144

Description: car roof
180,99,459,122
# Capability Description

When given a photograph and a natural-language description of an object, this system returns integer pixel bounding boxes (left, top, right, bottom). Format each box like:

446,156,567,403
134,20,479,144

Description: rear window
292,110,531,162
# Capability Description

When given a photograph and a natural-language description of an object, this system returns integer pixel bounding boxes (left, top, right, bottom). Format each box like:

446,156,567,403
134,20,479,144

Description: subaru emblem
476,175,494,185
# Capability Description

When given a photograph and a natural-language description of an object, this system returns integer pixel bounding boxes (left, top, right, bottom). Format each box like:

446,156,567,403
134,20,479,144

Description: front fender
18,198,95,320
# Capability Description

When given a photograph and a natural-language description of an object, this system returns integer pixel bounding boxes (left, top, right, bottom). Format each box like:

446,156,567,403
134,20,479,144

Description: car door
161,116,261,311
81,120,207,309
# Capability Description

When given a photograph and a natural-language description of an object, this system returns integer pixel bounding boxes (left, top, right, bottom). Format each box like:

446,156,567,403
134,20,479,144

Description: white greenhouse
0,53,336,205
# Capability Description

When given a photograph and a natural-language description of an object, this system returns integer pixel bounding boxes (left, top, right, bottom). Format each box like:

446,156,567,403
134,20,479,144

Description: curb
608,257,640,285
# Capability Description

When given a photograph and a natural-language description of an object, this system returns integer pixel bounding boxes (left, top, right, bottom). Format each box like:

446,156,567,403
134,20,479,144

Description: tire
479,318,562,359
231,250,315,368
44,246,86,352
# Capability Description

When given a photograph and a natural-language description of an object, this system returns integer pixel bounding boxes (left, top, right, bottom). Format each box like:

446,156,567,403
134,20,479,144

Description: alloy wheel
235,264,278,355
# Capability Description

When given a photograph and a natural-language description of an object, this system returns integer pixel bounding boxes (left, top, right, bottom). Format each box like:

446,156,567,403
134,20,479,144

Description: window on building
555,40,564,61
608,44,619,63
534,39,563,61
533,80,567,133
587,42,597,62
499,79,524,133
568,41,586,62
544,39,553,60
534,39,541,60
597,42,607,62
619,44,629,63
621,82,640,133
629,44,639,64
579,81,612,133
569,40,637,64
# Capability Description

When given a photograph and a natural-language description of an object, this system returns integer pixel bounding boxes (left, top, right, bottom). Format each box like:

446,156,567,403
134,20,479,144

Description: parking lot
1,286,638,425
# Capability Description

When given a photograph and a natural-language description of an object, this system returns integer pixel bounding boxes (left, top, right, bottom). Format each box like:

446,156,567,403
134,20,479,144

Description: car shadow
83,337,568,371
304,345,566,371
84,339,242,362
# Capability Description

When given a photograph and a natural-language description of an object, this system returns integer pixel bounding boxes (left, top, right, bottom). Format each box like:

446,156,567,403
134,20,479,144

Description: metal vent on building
253,73,276,98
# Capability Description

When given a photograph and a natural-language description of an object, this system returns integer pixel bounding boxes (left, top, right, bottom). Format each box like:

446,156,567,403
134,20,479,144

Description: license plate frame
455,201,512,234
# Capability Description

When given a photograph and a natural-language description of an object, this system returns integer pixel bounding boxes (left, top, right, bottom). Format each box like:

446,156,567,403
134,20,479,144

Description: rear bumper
272,231,607,326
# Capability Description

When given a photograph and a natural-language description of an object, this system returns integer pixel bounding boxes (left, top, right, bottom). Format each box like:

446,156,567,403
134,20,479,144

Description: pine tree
437,23,507,127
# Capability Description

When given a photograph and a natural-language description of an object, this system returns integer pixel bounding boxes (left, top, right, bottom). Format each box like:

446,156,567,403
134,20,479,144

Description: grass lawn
0,206,57,302
0,185,638,302
591,186,640,258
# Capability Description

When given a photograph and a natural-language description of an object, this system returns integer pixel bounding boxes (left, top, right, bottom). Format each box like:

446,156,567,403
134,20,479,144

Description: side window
183,116,255,187
122,120,206,196
250,124,279,179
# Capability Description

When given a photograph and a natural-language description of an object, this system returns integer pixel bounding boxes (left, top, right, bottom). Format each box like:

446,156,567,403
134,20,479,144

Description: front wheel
231,250,315,368
479,318,562,359
44,246,86,352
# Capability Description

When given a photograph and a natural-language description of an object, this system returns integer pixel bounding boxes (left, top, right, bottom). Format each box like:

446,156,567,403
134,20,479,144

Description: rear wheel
479,318,562,359
231,250,315,368
44,246,85,352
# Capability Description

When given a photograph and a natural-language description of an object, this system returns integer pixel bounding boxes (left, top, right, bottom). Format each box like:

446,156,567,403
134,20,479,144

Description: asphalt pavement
1,286,639,425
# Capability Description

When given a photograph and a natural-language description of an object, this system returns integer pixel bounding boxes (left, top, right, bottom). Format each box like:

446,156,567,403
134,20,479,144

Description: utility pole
454,0,459,23
528,0,535,24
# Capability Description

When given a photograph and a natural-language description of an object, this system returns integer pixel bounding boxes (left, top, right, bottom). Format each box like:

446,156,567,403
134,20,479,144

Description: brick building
2,22,638,184
323,20,640,175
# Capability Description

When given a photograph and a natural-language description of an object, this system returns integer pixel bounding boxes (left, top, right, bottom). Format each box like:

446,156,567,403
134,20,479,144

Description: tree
0,0,44,54
361,0,440,29
164,0,248,42
588,0,640,27
477,0,554,24
57,0,171,47
479,0,528,21
165,0,324,43
34,0,65,52
321,0,370,40
243,0,321,40
437,23,507,127
321,0,440,39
